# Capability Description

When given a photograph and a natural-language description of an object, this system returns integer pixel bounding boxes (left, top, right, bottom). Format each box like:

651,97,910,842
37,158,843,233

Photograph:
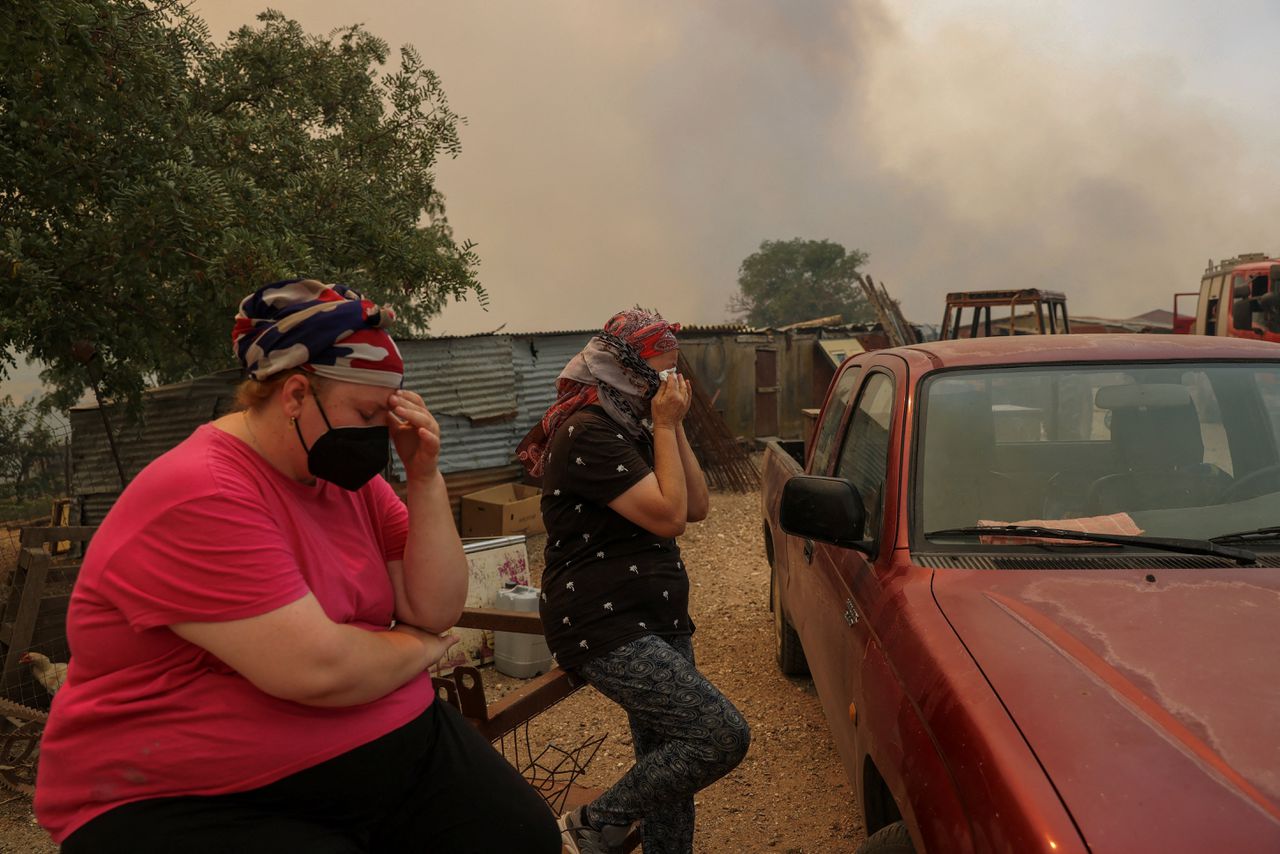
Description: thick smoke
192,1,1280,333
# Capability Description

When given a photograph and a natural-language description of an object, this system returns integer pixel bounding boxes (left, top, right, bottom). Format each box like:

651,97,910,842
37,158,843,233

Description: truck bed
768,438,806,471
761,438,805,569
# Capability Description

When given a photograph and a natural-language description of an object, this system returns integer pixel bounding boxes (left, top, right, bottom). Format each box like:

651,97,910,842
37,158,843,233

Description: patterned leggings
577,634,751,854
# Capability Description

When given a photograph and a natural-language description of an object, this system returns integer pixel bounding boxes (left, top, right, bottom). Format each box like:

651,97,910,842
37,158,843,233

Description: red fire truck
1174,253,1280,340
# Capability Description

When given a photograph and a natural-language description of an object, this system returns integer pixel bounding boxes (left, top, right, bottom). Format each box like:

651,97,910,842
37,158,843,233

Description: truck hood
932,569,1280,851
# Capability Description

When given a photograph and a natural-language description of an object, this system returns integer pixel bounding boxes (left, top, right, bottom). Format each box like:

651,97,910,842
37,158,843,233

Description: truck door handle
803,539,814,563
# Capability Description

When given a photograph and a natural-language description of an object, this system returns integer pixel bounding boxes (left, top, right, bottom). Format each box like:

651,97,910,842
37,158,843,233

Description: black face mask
295,392,389,491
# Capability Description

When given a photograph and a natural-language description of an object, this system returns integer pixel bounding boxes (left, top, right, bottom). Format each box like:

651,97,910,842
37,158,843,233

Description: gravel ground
494,487,863,852
0,487,862,852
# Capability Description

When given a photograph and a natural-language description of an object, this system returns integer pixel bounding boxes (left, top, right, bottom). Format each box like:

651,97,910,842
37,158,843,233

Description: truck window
917,364,1266,540
809,366,862,475
1249,370,1280,455
985,371,1127,442
1245,273,1280,334
834,373,895,543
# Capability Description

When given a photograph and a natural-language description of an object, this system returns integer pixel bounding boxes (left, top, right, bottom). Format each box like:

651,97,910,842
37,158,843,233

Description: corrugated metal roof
72,369,244,412
400,338,517,422
682,323,755,333
404,323,760,341
400,327,595,341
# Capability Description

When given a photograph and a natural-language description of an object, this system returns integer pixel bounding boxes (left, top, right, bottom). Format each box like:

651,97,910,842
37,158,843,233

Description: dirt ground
0,488,862,852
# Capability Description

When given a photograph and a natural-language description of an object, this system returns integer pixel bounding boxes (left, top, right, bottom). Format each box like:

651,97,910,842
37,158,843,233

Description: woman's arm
675,421,710,522
385,390,468,632
608,375,692,537
172,594,459,707
388,472,468,632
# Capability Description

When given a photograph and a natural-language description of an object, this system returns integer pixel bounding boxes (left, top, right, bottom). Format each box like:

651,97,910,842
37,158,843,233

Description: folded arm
171,593,457,708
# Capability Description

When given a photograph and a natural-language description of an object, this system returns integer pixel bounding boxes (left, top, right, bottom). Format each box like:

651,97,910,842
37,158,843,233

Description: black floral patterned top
538,405,693,669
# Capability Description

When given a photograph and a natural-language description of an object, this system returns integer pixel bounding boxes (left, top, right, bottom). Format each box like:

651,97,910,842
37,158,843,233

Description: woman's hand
652,374,692,428
392,622,462,668
387,390,442,480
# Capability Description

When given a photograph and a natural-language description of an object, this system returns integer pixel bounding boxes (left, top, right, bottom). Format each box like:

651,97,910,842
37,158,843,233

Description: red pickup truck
761,334,1280,853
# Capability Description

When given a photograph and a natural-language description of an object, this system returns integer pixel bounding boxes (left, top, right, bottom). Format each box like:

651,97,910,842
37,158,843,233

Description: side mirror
779,475,866,546
1233,297,1256,331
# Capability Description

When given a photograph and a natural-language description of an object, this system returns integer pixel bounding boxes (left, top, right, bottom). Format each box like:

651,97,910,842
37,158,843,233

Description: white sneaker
557,806,630,854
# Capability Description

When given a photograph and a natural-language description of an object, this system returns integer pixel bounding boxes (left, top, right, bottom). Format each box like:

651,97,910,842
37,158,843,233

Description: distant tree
729,239,873,328
0,1,482,412
0,397,62,501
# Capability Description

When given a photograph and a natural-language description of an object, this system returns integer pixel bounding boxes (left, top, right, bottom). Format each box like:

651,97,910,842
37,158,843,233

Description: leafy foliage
0,396,64,501
0,1,482,411
729,238,873,328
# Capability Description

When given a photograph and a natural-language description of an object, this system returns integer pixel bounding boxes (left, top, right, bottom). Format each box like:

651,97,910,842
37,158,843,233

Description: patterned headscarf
517,309,681,477
232,279,404,389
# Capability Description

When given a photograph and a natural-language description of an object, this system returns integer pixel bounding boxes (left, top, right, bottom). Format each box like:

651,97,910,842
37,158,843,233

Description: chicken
19,652,68,696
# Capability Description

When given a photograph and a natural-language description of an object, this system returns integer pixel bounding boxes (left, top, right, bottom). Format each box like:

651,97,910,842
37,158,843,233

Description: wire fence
0,412,74,587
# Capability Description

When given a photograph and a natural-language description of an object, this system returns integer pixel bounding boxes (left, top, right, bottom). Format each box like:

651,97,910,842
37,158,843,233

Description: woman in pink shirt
35,280,559,853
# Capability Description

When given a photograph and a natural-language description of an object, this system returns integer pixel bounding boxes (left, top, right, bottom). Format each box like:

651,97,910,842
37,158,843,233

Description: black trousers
61,700,560,854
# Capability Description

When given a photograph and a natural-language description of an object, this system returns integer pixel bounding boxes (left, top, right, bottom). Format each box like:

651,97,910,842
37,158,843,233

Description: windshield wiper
1211,525,1280,544
927,525,1257,566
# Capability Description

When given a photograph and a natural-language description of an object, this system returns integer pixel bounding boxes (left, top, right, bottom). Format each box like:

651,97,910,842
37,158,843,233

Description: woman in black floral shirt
517,310,751,854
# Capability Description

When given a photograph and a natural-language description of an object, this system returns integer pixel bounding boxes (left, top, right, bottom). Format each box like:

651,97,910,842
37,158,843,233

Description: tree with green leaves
729,238,873,328
1,1,482,412
0,396,63,502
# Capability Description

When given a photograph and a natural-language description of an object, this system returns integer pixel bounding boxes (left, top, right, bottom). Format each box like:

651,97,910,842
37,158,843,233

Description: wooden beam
0,548,52,692
19,527,96,548
454,607,545,634
473,667,580,741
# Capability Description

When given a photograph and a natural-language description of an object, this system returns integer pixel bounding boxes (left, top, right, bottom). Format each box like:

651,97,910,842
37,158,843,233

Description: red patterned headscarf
603,309,681,358
517,309,680,476
232,279,404,388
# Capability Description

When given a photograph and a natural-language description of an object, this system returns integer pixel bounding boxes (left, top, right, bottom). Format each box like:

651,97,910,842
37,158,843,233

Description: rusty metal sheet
401,337,518,422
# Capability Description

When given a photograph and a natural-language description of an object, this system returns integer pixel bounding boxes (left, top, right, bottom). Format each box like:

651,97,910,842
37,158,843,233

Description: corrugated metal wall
71,371,241,496
399,338,517,421
80,492,121,527
394,337,523,477
71,327,865,522
394,332,591,477
512,333,592,429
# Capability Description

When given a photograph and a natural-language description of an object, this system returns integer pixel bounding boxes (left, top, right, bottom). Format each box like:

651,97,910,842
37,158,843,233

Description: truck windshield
916,362,1280,544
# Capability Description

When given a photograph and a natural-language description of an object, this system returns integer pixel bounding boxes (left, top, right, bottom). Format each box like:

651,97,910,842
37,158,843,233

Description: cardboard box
460,483,545,537
432,535,532,676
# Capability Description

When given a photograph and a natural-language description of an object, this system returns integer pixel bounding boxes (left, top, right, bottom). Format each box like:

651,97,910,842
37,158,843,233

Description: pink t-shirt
35,424,431,842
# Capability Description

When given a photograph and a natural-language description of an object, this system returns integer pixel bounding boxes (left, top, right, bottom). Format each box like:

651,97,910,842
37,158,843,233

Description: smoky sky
192,1,1280,335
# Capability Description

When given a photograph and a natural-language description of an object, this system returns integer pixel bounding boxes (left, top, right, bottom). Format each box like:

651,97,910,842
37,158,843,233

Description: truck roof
902,333,1280,369
1203,254,1278,277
